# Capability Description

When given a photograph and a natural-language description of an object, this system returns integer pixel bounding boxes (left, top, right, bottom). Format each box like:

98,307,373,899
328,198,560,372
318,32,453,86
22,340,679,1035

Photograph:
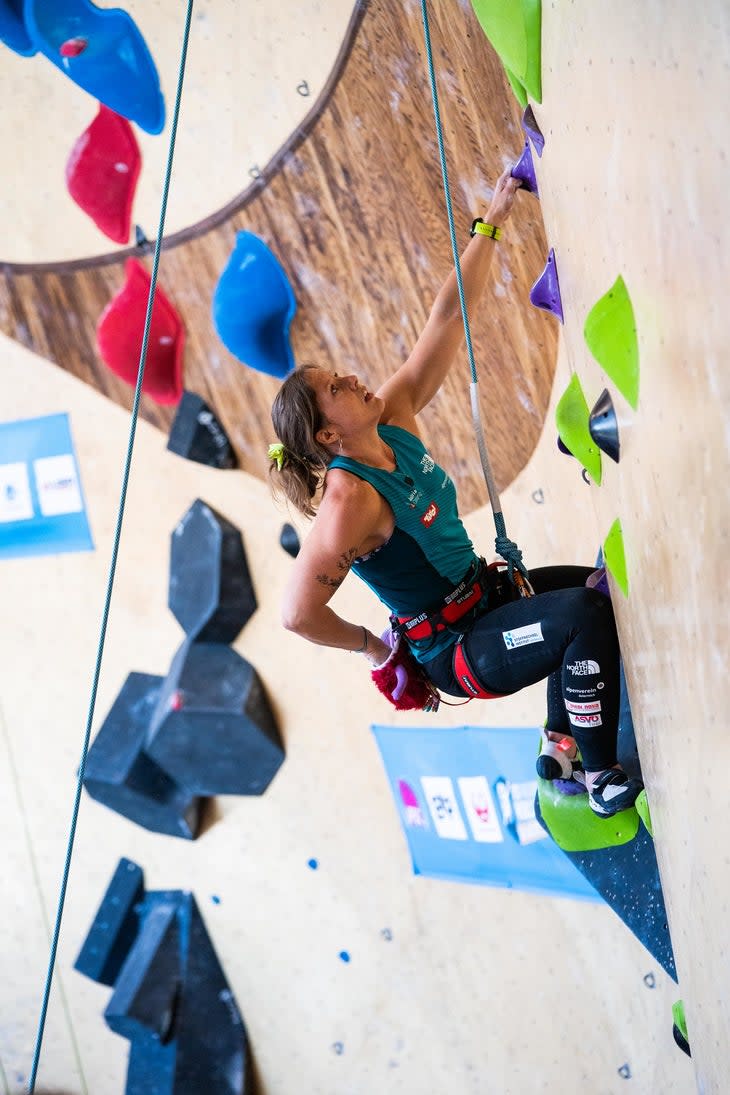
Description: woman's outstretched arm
378,165,521,423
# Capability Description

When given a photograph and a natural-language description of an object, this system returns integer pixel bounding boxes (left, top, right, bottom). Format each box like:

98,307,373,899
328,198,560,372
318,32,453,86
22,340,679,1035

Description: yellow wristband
470,219,502,241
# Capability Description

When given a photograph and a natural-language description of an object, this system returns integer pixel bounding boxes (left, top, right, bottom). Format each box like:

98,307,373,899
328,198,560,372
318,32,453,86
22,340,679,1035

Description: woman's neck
339,427,395,470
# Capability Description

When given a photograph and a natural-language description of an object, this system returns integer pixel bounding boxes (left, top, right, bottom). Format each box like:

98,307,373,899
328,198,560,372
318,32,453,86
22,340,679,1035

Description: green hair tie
267,442,287,471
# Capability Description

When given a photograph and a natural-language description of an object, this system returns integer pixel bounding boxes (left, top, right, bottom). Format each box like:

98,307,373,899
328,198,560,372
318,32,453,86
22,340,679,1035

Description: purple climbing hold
521,105,544,157
553,778,587,797
530,248,564,323
557,436,572,456
511,141,539,197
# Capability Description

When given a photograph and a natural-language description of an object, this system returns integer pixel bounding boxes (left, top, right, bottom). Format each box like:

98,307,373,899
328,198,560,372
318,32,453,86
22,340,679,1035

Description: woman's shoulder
378,419,423,447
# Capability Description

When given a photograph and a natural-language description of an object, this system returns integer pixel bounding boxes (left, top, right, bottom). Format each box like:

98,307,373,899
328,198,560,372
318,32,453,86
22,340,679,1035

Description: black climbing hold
618,1063,631,1079
672,1022,691,1057
134,225,151,249
76,860,251,1093
146,639,285,797
167,391,237,470
83,672,202,840
169,499,256,643
105,901,181,1043
74,858,145,987
589,388,620,463
280,522,301,558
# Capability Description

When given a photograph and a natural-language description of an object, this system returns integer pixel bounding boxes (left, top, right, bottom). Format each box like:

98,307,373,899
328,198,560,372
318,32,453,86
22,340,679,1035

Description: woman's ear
316,425,338,448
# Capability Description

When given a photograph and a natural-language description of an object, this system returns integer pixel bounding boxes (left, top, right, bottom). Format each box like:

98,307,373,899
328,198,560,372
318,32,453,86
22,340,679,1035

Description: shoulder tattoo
315,547,358,591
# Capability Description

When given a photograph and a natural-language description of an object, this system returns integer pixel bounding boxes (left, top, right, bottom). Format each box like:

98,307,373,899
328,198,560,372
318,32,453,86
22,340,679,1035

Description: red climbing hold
60,37,88,57
66,104,141,244
97,259,185,405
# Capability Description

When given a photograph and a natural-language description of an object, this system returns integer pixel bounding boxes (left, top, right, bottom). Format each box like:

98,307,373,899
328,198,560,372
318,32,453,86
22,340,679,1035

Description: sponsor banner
34,453,84,516
569,712,603,727
457,776,504,843
372,724,599,901
420,776,468,840
0,413,93,559
503,622,544,649
0,461,34,522
565,699,602,713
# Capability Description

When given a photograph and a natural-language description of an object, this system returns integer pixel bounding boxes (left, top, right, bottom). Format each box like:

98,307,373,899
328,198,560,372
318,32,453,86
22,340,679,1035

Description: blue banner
372,724,598,901
0,413,93,559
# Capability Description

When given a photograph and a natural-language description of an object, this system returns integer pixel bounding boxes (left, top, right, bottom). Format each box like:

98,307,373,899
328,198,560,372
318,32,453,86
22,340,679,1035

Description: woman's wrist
365,635,391,667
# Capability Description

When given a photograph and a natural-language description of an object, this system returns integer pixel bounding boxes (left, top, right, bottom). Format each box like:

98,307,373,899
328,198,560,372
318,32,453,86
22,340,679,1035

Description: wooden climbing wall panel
0,0,557,516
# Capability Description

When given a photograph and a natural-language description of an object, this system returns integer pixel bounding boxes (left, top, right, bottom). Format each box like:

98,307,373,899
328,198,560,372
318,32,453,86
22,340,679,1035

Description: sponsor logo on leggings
502,622,544,649
567,659,601,675
569,711,603,727
565,699,601,713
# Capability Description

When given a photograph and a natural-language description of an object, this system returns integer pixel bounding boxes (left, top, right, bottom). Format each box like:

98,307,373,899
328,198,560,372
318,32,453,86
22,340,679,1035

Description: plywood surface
0,0,359,265
0,336,693,1094
535,2,730,1090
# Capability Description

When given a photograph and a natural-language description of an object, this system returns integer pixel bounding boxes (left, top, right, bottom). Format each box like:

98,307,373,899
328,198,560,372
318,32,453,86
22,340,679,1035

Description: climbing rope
27,4,195,1090
418,0,531,593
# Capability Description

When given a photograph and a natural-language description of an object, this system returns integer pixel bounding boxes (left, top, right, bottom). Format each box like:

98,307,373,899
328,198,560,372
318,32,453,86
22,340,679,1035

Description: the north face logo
421,502,439,526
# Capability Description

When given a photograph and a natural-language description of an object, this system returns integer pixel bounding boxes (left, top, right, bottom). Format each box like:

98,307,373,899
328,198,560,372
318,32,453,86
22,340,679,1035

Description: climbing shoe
588,769,644,818
536,729,578,780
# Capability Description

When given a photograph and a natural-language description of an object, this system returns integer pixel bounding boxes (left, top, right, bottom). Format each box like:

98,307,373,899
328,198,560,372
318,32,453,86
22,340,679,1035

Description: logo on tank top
421,501,439,526
420,453,435,474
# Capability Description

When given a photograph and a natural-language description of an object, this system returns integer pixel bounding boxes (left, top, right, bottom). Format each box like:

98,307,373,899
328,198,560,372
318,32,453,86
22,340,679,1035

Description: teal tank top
329,424,481,662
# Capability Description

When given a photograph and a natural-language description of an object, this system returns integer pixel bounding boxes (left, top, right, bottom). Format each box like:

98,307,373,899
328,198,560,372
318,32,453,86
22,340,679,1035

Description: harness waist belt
394,567,486,641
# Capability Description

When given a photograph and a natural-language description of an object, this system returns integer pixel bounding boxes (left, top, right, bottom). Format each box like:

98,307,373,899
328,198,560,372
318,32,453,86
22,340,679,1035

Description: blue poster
0,413,93,559
372,724,599,902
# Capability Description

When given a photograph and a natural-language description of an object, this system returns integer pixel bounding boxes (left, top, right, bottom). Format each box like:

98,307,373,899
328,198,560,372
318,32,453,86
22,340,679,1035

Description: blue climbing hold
0,0,36,55
213,231,297,380
23,0,165,134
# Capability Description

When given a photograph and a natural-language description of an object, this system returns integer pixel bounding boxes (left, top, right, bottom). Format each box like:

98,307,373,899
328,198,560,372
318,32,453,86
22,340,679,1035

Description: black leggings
425,566,620,771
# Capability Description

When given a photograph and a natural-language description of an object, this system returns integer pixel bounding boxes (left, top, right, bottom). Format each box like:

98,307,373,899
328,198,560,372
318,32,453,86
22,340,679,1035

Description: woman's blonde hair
270,365,333,517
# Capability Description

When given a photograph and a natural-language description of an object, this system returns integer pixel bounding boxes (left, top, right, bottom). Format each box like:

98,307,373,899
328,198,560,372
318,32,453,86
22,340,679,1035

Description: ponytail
269,366,333,518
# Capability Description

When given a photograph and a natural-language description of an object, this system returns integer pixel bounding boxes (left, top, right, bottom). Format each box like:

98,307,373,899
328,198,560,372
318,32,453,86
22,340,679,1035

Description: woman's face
307,367,382,438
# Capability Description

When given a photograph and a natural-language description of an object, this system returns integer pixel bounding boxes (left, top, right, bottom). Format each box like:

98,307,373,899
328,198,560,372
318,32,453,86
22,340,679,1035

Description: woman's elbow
281,603,306,635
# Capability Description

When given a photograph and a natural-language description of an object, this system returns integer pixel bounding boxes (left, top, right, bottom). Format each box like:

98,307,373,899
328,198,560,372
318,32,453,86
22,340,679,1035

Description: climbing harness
28,4,196,1089
418,0,533,598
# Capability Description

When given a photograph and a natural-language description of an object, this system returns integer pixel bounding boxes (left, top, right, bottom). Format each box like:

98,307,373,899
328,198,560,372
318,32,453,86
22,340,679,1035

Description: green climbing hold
584,275,640,409
604,517,629,597
672,999,689,1042
504,66,528,107
555,373,603,485
537,776,639,853
470,0,542,105
635,789,653,836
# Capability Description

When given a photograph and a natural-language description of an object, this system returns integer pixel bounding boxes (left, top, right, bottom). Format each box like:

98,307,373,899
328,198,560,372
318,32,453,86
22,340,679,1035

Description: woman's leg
529,567,595,738
462,585,620,767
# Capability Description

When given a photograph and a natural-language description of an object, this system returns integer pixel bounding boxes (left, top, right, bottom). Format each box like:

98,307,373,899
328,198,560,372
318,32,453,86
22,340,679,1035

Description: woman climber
268,165,643,820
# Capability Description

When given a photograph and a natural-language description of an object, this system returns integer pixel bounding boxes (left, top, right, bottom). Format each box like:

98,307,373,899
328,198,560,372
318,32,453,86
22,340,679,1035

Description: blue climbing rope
27,3,195,1090
418,0,529,588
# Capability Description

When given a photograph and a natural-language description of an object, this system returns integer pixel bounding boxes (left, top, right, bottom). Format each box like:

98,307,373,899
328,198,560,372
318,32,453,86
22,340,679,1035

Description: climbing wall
529,2,730,1089
0,1,722,1093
